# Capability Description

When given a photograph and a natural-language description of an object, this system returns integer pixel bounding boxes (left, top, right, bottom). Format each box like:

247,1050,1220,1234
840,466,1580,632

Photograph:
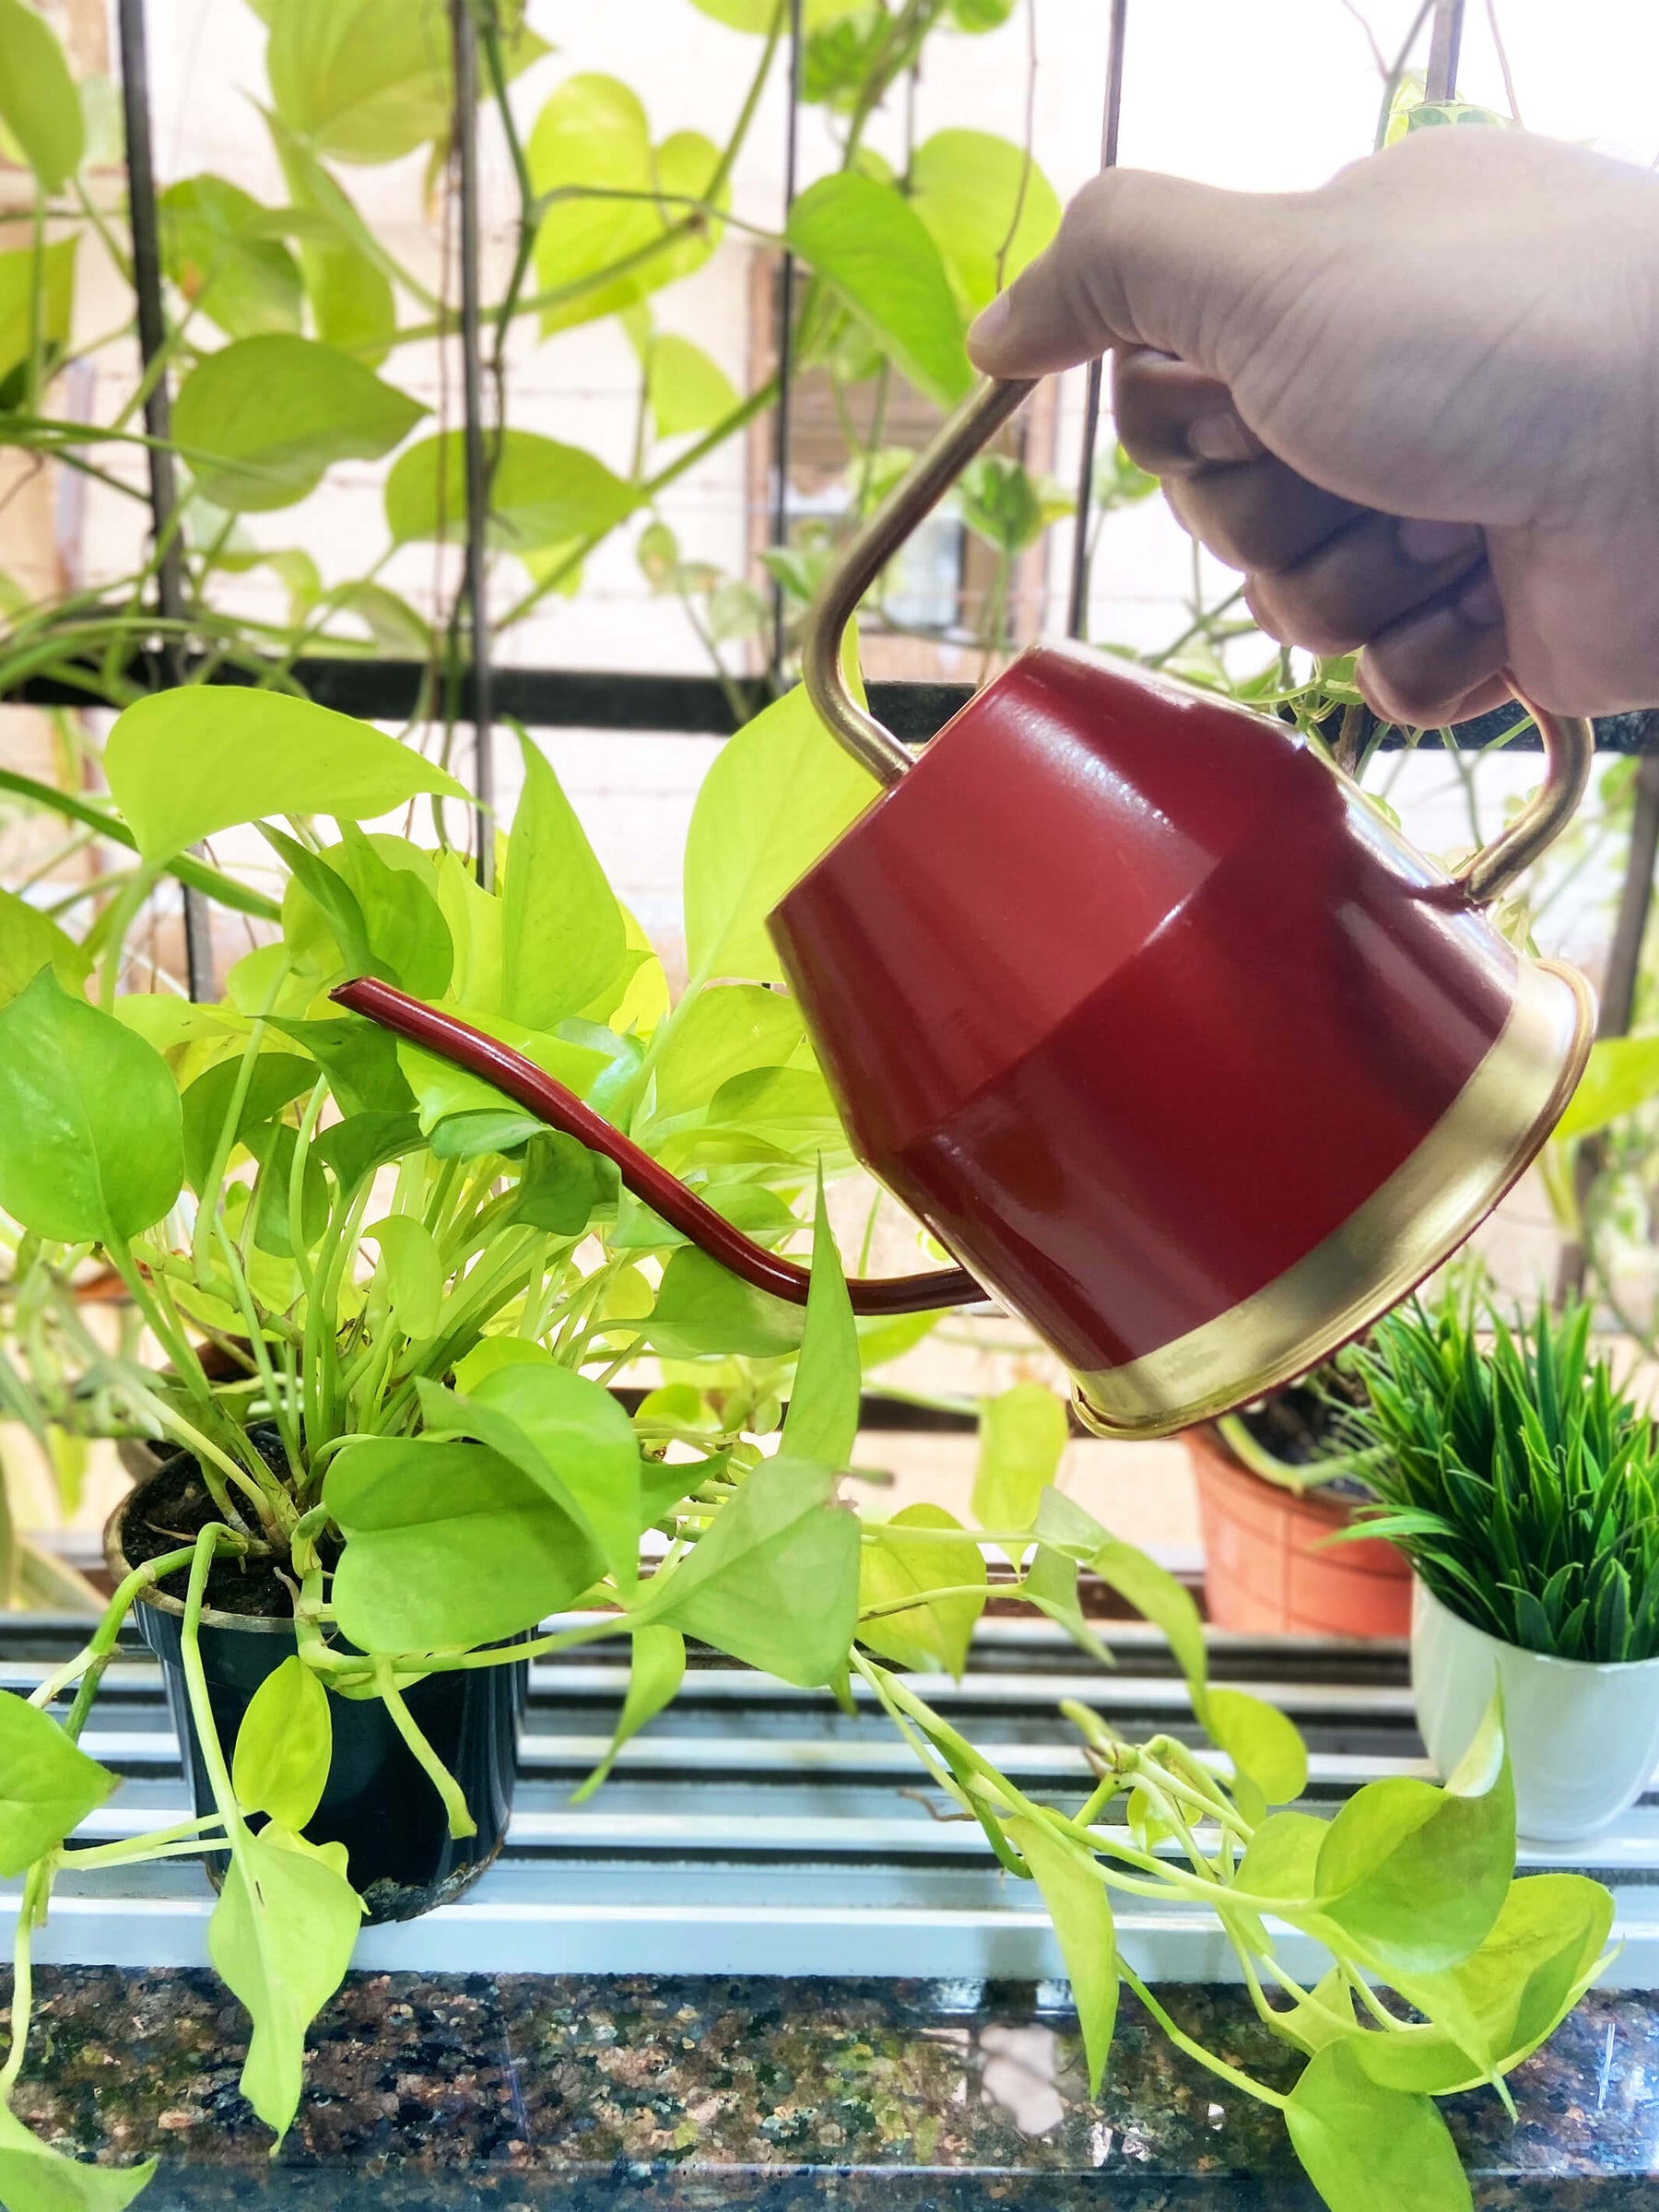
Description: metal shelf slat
7,1621,1655,1983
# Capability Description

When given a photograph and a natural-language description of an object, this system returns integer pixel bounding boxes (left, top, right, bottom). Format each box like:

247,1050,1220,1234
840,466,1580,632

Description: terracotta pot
1186,1423,1411,1638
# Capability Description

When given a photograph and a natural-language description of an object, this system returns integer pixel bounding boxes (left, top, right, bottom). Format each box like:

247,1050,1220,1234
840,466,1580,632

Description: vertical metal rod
1064,0,1127,641
117,0,213,998
1556,731,1659,1303
769,0,804,682
453,0,495,889
1595,739,1659,1041
1425,0,1465,100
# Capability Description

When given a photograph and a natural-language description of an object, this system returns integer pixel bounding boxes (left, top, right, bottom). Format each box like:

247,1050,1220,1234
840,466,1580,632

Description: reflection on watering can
337,377,1595,1441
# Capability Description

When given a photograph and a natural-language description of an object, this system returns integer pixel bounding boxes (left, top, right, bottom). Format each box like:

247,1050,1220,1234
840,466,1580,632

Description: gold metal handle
803,376,1036,786
1453,685,1594,905
800,375,1594,897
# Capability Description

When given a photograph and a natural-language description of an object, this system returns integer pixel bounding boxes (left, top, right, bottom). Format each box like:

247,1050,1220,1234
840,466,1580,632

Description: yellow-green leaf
858,1502,986,1677
172,333,424,512
500,732,627,1028
366,1213,444,1338
159,175,303,339
0,0,83,191
908,129,1060,317
781,1176,860,1471
0,2104,154,2211
1555,1033,1659,1144
683,677,877,989
0,971,183,1244
786,171,971,407
1206,1686,1309,1809
529,75,726,335
571,1624,684,1802
208,1826,363,2138
232,1657,333,1832
267,0,547,163
688,0,865,25
1315,1698,1513,1975
0,1687,114,1874
0,235,75,389
1005,1815,1117,2095
104,688,466,862
384,428,637,551
1285,2042,1472,2212
641,330,739,439
971,1382,1068,1533
0,884,88,1006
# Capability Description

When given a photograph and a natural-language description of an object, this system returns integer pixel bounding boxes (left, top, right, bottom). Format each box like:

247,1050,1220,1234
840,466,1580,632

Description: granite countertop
4,1970,1655,2207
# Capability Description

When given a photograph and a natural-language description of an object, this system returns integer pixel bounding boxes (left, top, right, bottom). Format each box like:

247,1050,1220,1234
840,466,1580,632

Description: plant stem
31,1546,200,1734
374,1660,477,1836
63,1813,229,1871
858,1581,1011,1621
178,1524,251,1841
0,1864,45,2096
1117,1960,1288,2110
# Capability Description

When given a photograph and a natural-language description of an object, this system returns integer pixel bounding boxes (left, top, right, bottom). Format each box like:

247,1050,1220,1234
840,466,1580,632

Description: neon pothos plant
0,0,1068,732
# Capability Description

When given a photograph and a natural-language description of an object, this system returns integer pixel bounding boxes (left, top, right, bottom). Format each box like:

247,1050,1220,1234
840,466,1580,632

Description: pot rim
104,1453,296,1635
1186,1422,1363,1525
1413,1572,1659,1680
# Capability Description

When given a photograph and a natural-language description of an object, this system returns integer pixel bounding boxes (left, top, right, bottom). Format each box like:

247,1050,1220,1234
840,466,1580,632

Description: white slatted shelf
5,1615,1656,1983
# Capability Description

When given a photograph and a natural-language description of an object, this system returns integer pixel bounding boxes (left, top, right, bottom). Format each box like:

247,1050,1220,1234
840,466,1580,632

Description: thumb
967,167,1307,382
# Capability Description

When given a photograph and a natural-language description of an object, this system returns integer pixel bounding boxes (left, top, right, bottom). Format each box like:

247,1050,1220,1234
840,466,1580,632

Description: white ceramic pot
1411,1578,1659,1845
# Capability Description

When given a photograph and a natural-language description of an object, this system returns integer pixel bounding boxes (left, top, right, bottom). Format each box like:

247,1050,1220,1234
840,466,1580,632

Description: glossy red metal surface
331,978,981,1316
770,643,1519,1372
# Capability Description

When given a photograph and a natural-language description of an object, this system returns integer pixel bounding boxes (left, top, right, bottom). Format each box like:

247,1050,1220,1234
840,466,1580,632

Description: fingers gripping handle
332,979,983,1316
1453,687,1594,906
798,370,1593,905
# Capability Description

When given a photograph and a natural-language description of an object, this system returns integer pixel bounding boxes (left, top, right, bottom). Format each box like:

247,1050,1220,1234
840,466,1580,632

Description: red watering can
339,378,1594,1438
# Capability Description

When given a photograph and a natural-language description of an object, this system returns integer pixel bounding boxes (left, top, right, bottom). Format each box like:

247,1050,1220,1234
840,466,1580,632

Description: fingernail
1458,571,1504,628
1397,517,1483,567
967,291,1013,360
1187,410,1258,465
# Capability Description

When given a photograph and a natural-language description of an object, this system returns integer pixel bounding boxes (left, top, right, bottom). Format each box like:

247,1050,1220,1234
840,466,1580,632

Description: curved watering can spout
331,977,982,1316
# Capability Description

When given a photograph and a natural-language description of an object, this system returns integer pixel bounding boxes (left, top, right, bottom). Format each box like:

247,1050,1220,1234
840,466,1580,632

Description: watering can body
770,638,1590,1436
340,376,1594,1441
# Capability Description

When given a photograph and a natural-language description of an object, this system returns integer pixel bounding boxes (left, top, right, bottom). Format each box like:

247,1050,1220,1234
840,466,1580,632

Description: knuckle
1360,638,1470,725
1241,578,1293,647
1182,484,1283,572
1248,568,1361,655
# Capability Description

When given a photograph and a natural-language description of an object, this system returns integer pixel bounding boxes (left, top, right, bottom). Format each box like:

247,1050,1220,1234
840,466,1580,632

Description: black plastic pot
106,1465,525,1924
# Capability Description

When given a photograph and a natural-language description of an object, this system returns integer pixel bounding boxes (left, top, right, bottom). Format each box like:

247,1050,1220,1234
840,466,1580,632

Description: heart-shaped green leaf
208,1826,362,2138
528,75,726,335
172,334,424,512
1285,2041,1472,2212
786,171,971,407
0,1688,114,1875
232,1658,333,1832
103,689,466,863
0,971,182,1245
326,1435,601,1650
858,1503,986,1677
637,1455,858,1687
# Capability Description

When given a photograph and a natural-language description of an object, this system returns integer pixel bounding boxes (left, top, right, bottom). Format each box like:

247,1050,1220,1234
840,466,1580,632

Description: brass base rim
1070,957,1596,1441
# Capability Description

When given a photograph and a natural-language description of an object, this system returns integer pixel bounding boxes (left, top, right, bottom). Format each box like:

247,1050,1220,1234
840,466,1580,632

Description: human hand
967,129,1659,724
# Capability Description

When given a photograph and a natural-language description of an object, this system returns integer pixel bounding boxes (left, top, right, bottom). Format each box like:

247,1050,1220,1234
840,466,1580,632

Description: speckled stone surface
3,1971,1654,2206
